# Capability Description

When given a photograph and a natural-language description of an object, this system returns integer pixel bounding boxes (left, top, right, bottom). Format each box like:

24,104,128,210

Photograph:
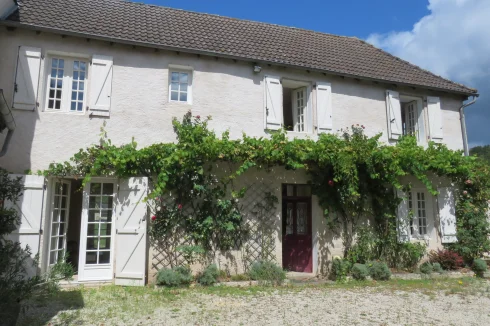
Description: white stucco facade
0,28,465,280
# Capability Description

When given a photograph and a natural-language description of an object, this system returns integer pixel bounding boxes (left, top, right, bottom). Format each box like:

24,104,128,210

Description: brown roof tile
4,0,477,95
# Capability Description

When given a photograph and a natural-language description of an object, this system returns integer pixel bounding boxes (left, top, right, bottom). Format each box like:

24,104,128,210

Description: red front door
282,184,312,273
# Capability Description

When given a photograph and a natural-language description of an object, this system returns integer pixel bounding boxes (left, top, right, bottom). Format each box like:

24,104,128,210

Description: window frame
43,54,89,114
168,69,192,104
399,95,425,145
408,188,433,240
281,79,313,134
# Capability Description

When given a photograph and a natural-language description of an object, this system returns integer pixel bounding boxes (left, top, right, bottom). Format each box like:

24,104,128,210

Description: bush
156,266,193,287
248,261,286,285
368,261,391,281
331,258,351,282
351,263,369,280
428,249,464,270
198,264,220,286
419,262,433,275
230,274,250,281
432,262,443,273
472,259,488,277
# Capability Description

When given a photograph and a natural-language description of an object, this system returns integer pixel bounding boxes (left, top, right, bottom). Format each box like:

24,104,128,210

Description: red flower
151,215,157,221
328,180,334,186
196,115,201,119
465,180,472,185
361,125,365,129
463,191,468,195
178,204,183,210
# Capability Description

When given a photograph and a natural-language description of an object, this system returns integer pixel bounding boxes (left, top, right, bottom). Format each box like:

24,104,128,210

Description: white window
45,57,88,112
169,70,192,103
408,189,432,238
386,90,426,144
282,80,312,133
402,101,417,136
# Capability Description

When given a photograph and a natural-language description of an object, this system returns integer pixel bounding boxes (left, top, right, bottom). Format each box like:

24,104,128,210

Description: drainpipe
0,89,15,157
459,95,477,156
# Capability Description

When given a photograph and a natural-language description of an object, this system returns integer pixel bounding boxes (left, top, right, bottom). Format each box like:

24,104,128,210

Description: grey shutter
13,46,42,111
386,90,402,140
89,55,113,117
316,82,333,133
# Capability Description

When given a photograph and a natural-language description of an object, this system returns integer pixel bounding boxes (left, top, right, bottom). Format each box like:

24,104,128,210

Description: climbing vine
44,111,490,262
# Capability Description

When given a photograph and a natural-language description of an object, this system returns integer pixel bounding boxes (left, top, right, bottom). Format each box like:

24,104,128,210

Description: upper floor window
386,91,426,144
45,57,87,113
169,70,192,103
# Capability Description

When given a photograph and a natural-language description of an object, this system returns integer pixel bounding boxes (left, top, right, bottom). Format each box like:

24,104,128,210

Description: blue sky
145,0,489,147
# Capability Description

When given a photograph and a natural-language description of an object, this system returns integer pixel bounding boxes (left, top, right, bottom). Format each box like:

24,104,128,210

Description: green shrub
419,262,433,275
198,264,220,286
472,259,488,277
368,261,391,281
331,258,351,282
156,266,193,287
230,274,250,281
351,263,369,281
432,262,443,273
248,261,285,285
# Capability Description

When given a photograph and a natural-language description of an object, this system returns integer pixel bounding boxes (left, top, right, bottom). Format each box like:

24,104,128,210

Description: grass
17,277,490,325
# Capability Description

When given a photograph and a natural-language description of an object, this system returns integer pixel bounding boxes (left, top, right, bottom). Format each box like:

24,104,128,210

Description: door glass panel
296,202,308,234
296,185,311,197
85,182,114,265
285,203,294,235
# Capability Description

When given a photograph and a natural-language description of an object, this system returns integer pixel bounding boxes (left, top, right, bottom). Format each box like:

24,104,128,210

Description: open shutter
89,55,113,117
386,90,402,140
5,175,45,277
115,177,148,286
437,187,457,243
396,189,410,243
316,82,332,133
427,96,443,141
264,76,282,130
13,46,42,111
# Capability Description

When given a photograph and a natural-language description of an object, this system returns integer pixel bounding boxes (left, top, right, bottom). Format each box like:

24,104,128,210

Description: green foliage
472,259,487,277
0,168,42,324
419,262,433,275
428,249,464,270
175,245,205,265
368,261,391,281
331,258,352,282
230,274,251,281
156,266,193,287
44,113,490,263
470,145,490,165
432,262,443,273
198,264,220,286
248,261,286,285
351,263,369,280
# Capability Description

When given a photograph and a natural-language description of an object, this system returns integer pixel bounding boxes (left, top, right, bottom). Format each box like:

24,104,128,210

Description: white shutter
5,175,45,277
316,82,332,133
427,96,443,141
386,90,403,140
396,189,410,243
264,76,282,130
437,187,457,243
89,55,113,117
114,177,148,286
13,46,42,111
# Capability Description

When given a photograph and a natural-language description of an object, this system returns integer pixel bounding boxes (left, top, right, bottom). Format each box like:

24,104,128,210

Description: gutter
459,95,477,156
0,89,15,157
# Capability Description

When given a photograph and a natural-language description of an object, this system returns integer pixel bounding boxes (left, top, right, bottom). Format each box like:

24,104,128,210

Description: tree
0,168,41,325
470,145,490,165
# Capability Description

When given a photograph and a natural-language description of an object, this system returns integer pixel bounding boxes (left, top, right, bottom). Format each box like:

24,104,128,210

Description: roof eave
0,20,478,97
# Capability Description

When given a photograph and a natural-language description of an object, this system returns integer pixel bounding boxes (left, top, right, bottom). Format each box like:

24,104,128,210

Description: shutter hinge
113,272,116,278
39,229,43,235
41,54,45,60
14,83,18,93
116,229,118,234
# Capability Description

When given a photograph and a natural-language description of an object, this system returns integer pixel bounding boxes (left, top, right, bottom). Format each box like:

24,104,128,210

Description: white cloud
367,0,490,146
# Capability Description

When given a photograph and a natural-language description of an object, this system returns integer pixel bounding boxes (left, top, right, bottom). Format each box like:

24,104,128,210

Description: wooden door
282,184,312,273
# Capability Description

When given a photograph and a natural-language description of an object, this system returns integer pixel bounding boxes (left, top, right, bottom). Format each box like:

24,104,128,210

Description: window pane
87,223,99,236
58,59,64,69
171,72,179,82
57,80,63,88
49,89,55,98
71,92,77,100
98,237,111,250
58,236,64,249
171,91,178,101
57,69,63,78
56,90,62,99
99,223,111,236
102,183,113,195
90,183,101,195
180,84,188,92
78,92,83,101
296,185,311,197
88,211,100,222
179,73,188,83
71,102,77,111
99,251,111,264
170,82,179,91
52,223,59,237
48,100,54,108
80,72,85,80
73,71,78,79
50,237,57,251
101,196,113,209
80,62,86,71
89,196,101,209
79,82,84,90
52,58,58,68
296,202,308,235
86,238,98,250
74,60,79,70
77,103,83,111
100,210,112,222
285,203,293,235
86,252,97,264
59,209,66,222
55,101,61,109
50,79,55,88
51,69,57,78
180,93,187,102
59,223,65,235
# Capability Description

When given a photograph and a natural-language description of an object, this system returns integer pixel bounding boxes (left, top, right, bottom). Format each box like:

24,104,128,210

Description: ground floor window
408,189,431,238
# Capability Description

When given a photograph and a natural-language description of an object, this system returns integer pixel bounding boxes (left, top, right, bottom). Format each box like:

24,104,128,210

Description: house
0,0,477,285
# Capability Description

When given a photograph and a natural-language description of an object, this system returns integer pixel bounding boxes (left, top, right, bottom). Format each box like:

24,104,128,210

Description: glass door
78,180,116,281
49,181,71,265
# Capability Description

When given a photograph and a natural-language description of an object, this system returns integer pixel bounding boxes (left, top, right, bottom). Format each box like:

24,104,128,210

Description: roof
4,0,477,95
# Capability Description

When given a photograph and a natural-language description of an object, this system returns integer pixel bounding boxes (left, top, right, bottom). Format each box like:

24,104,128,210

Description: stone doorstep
59,279,113,289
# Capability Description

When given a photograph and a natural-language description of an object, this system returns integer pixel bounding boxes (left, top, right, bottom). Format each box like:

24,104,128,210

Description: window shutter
396,189,410,243
386,90,402,140
264,76,282,130
316,82,332,133
13,46,42,111
5,174,45,277
427,96,443,141
437,187,457,243
114,177,148,286
89,55,113,117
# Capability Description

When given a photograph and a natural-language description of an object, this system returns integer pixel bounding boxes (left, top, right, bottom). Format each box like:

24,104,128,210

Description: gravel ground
142,288,490,326
18,281,490,325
